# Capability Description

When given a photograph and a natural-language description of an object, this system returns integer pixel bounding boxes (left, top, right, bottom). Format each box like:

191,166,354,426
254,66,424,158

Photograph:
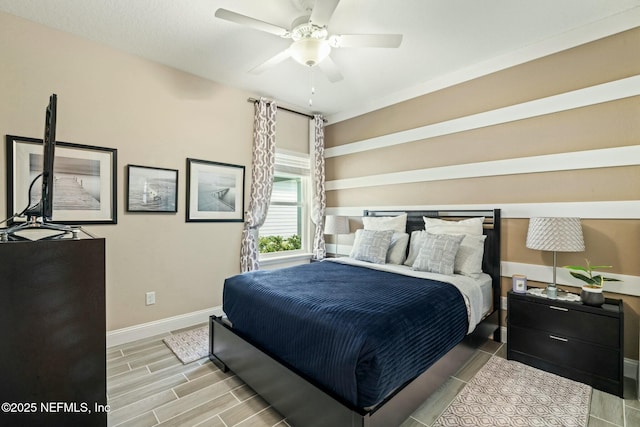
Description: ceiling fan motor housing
290,16,328,41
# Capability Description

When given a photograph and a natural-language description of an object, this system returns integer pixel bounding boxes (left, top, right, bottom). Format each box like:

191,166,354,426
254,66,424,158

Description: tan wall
0,12,309,331
325,27,640,359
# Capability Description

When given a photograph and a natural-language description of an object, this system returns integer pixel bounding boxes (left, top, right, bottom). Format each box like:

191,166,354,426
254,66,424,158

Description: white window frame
259,150,312,261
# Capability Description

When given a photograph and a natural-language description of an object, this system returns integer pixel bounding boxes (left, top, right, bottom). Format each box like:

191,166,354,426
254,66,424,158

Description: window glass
259,152,309,255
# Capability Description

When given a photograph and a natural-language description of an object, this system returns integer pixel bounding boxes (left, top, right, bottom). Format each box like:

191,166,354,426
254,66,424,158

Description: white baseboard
625,358,639,382
499,326,638,381
106,306,223,348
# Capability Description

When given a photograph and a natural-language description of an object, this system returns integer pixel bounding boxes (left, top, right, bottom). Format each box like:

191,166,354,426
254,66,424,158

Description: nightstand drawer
509,325,620,381
507,291,624,397
509,298,619,348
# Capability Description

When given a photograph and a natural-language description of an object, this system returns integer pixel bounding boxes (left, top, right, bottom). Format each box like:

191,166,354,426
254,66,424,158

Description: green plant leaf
564,259,622,286
563,265,589,272
569,271,597,285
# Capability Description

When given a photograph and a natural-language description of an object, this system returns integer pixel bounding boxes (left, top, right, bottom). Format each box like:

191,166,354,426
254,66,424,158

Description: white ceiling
1,0,639,122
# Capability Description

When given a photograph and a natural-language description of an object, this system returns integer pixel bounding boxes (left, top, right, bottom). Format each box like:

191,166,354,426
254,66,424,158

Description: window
259,151,310,256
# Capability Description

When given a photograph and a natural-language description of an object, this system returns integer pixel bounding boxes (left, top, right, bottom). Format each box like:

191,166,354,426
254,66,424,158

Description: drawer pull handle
549,306,569,312
549,335,568,342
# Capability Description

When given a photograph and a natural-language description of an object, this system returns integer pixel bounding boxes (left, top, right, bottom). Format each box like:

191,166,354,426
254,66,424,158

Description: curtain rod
247,98,325,121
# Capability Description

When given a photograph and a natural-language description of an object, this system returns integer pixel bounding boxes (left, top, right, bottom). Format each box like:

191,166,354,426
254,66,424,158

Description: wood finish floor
107,324,640,427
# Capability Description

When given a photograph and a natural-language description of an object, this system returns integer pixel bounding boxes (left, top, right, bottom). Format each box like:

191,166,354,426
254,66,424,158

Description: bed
210,209,501,427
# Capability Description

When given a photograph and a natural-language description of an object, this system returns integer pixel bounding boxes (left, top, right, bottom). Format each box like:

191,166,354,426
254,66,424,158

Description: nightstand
507,291,623,397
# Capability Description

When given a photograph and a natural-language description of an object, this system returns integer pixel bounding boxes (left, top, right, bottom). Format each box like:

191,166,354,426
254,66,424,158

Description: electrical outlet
146,291,156,306
501,296,508,310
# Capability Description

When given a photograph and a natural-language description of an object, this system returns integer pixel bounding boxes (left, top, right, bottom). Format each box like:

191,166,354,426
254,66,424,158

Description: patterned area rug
434,356,592,427
163,326,209,364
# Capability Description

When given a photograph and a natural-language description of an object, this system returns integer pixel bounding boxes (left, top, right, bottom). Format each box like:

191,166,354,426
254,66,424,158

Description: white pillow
412,233,464,275
363,213,407,233
423,216,484,236
350,229,394,264
455,234,487,278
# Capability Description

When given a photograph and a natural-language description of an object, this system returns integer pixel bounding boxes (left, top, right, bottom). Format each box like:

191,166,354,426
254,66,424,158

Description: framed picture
186,158,245,222
126,165,178,213
6,135,117,225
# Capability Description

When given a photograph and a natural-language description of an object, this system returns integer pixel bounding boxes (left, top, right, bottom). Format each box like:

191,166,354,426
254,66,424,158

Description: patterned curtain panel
311,114,327,260
240,98,277,272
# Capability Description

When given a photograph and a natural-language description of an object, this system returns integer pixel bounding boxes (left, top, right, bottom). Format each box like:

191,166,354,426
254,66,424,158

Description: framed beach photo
6,135,117,225
126,165,178,213
186,158,245,222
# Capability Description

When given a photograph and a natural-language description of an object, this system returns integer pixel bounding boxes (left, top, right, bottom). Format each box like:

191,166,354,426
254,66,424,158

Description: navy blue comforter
223,261,468,408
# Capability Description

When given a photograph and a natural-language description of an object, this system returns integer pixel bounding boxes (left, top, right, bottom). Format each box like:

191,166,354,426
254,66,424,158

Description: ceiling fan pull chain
309,68,315,106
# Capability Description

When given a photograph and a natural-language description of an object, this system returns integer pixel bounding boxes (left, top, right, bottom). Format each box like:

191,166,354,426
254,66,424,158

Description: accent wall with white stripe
324,26,640,360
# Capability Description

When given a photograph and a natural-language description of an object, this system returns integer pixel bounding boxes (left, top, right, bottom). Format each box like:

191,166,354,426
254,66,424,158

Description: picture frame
6,135,117,225
186,158,245,222
126,165,178,213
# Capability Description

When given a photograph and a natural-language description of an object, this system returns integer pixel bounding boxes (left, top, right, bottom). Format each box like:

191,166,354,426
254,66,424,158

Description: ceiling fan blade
215,9,290,38
309,0,340,27
329,34,403,48
249,49,292,74
318,56,343,83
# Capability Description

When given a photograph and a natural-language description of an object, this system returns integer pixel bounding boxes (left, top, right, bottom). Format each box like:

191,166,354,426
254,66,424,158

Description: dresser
0,237,106,426
507,291,623,397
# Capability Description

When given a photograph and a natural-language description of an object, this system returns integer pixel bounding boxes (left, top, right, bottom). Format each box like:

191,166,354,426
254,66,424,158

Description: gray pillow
387,232,409,265
350,229,394,264
412,232,464,275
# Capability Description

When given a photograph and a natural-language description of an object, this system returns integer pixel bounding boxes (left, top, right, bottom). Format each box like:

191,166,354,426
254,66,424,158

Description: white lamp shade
289,38,331,67
526,217,585,252
324,215,349,235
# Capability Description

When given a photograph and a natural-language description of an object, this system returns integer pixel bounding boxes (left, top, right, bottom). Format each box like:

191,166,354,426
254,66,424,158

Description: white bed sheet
326,257,493,334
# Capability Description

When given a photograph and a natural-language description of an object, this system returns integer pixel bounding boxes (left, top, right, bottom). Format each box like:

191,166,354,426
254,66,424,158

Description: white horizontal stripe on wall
327,10,640,123
325,75,640,158
325,145,640,191
325,200,640,219
502,261,640,297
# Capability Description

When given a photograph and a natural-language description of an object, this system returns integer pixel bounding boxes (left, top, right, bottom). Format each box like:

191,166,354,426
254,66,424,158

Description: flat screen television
23,93,57,221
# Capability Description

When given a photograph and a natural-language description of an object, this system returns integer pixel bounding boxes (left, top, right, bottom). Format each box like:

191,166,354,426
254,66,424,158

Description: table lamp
526,217,585,298
324,215,349,257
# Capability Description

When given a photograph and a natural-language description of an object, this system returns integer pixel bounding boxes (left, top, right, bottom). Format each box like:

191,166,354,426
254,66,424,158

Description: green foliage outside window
259,235,301,253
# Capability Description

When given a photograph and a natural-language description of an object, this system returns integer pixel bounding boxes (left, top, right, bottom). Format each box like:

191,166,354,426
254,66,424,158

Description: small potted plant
564,259,621,306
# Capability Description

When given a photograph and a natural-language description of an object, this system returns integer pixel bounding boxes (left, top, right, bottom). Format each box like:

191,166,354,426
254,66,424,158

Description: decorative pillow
423,216,484,236
387,232,409,265
363,213,407,233
412,233,464,275
421,216,486,276
350,229,394,264
404,230,428,267
455,234,487,278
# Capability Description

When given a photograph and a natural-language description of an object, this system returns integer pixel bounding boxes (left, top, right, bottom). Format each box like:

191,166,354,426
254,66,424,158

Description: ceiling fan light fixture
289,38,331,67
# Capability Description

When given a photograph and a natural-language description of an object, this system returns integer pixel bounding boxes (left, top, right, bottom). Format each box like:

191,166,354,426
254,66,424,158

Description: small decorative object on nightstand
507,291,623,397
512,274,527,293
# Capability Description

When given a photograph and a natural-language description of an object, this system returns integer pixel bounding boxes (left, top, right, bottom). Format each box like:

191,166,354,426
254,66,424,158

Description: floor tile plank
107,331,631,427
155,393,238,427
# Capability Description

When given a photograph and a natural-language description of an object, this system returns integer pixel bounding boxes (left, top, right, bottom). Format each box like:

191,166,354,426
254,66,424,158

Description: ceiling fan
214,0,403,83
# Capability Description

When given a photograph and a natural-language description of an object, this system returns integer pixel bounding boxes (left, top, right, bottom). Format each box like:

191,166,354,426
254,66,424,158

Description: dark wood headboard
363,209,502,338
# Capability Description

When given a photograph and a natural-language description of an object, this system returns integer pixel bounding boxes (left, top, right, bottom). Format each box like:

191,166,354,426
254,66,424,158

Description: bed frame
210,209,501,427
